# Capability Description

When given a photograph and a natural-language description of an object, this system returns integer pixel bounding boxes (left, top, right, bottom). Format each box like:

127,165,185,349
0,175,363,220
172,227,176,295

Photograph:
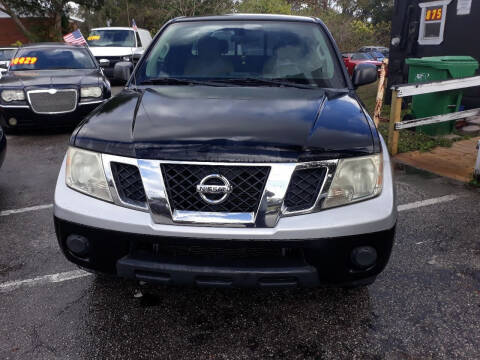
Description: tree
0,0,104,42
237,0,291,14
80,0,234,35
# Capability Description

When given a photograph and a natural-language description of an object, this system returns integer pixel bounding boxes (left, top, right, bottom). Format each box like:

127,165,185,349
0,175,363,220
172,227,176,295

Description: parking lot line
0,204,53,217
397,194,459,212
0,194,462,293
0,269,91,293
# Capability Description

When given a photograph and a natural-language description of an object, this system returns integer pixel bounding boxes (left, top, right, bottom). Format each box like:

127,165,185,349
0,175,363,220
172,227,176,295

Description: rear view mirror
352,63,378,87
113,62,134,82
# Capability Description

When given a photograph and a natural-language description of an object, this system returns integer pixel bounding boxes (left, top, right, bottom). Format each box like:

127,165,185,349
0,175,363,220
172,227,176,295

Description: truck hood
1,69,102,88
89,47,138,57
73,86,377,162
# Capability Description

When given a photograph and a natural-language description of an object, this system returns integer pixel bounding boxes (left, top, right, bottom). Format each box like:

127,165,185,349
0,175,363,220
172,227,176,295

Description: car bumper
0,101,104,129
55,217,395,287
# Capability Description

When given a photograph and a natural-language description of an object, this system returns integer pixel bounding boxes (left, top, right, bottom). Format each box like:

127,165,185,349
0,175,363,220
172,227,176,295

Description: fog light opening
351,246,377,270
8,117,17,126
66,234,90,257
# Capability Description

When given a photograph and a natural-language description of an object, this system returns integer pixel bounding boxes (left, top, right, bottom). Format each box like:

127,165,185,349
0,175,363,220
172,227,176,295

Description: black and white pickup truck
54,14,397,288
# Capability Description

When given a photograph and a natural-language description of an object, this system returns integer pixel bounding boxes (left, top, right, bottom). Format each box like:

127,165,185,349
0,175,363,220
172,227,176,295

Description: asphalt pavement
0,87,479,359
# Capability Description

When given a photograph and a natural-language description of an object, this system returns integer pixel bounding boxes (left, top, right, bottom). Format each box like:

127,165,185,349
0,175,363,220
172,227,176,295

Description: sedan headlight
322,154,383,209
66,147,112,202
80,86,102,98
1,89,25,102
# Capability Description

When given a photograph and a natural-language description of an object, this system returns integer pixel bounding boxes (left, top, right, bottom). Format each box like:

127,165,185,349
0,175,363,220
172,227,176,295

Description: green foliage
10,40,23,47
237,0,292,14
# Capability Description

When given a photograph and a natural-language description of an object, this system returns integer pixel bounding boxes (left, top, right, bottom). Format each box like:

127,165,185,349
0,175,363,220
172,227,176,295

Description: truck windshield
136,21,346,88
10,47,96,70
87,29,136,47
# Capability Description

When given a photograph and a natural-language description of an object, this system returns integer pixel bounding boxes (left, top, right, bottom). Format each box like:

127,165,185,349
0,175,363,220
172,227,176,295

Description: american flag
63,29,87,46
132,19,138,31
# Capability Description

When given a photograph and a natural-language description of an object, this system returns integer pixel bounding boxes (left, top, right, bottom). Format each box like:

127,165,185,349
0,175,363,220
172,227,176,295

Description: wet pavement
1,91,480,359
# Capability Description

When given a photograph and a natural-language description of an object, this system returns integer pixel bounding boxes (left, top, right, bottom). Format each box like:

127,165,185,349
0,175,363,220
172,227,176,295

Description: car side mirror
98,59,110,67
113,62,134,82
352,63,378,87
0,63,7,69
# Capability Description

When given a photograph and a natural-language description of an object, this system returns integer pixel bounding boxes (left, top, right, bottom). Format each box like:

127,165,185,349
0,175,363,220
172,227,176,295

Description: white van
87,27,152,78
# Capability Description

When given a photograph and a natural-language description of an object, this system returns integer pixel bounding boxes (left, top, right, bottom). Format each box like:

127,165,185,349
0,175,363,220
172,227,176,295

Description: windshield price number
425,7,442,21
11,57,38,65
88,35,101,40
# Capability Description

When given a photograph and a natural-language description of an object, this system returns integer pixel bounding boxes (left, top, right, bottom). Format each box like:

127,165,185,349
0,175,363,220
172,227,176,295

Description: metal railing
387,75,480,155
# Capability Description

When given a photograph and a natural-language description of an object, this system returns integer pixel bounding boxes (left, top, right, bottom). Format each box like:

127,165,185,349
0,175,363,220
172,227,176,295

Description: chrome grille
27,89,77,114
161,164,270,213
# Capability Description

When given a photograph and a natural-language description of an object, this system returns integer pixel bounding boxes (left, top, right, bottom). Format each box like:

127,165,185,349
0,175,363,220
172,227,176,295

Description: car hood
73,86,377,162
89,47,138,57
0,69,102,88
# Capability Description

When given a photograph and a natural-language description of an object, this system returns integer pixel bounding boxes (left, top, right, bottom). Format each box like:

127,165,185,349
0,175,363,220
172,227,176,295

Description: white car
0,48,16,77
87,27,152,79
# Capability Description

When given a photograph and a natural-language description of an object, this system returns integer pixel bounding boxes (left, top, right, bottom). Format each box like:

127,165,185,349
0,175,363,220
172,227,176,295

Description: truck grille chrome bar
101,155,338,228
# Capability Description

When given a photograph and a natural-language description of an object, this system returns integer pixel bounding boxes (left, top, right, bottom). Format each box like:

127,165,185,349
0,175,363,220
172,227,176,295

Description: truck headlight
66,147,112,202
80,86,102,98
322,154,383,209
1,89,25,102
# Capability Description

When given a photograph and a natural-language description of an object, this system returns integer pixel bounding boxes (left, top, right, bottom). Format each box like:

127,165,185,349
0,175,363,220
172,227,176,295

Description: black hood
73,86,379,162
1,69,102,89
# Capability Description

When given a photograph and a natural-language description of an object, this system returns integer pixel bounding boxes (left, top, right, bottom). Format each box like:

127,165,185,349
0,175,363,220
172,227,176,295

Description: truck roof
172,14,317,23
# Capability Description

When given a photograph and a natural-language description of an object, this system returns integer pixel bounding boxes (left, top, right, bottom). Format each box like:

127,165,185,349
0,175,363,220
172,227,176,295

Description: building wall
0,18,50,46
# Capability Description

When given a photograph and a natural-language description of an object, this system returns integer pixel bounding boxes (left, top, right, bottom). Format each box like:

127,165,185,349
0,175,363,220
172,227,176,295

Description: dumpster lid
406,56,479,67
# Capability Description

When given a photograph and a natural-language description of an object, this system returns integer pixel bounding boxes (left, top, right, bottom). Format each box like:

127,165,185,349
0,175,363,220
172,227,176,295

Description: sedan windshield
87,30,136,47
0,49,16,61
10,47,96,70
136,21,346,88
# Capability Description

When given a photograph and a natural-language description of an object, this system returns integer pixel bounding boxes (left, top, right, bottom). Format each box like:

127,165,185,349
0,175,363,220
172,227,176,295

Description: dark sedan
0,43,111,130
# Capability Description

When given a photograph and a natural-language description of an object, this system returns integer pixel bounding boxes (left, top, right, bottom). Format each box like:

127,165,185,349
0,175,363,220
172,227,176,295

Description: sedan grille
28,89,77,114
111,162,147,205
161,164,270,213
284,167,327,212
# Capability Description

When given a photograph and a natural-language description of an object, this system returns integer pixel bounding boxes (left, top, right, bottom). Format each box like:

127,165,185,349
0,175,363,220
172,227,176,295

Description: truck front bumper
55,217,395,287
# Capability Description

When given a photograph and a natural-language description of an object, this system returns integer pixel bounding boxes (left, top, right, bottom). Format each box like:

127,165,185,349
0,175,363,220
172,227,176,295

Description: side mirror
98,59,110,67
0,63,7,69
352,63,378,87
113,62,134,82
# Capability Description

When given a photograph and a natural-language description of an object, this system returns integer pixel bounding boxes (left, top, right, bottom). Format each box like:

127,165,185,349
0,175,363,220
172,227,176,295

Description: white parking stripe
0,204,53,217
397,194,459,212
0,194,461,293
0,270,92,293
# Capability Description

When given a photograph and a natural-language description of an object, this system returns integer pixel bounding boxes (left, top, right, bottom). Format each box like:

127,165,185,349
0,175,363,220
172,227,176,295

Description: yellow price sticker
425,7,442,21
12,57,38,65
87,35,100,41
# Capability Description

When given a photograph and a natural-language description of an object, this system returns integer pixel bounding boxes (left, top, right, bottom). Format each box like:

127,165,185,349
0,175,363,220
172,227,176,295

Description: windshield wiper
216,77,317,89
139,77,225,87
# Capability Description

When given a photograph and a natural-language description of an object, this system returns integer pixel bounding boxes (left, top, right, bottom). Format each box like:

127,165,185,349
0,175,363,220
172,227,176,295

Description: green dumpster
406,56,479,136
